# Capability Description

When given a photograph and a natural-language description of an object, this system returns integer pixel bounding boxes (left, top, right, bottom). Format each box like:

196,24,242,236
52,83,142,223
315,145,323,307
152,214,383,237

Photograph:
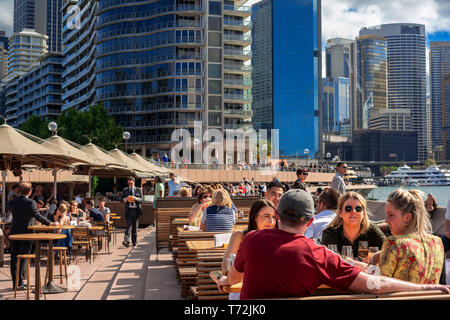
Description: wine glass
368,247,379,264
358,241,369,262
327,244,338,254
342,245,353,260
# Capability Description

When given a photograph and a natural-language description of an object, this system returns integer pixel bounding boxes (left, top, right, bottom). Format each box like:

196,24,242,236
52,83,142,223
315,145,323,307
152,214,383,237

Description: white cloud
0,0,13,35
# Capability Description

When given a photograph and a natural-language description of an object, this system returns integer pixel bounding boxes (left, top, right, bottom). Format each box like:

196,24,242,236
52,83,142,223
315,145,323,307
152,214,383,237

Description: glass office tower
360,23,428,160
252,0,322,157
430,42,450,149
356,35,387,130
96,0,252,155
322,77,350,137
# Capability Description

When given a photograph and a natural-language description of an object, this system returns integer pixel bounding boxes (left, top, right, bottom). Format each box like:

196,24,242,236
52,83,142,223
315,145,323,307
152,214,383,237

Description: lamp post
48,122,58,200
123,131,131,154
304,148,309,167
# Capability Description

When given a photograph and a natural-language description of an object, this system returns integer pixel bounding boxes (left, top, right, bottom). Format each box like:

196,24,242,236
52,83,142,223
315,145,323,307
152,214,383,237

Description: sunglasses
300,172,308,176
342,166,348,169
344,205,363,213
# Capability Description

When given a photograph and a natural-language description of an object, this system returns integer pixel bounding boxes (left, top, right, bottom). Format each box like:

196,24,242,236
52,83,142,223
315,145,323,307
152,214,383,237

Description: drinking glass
368,247,379,264
342,245,353,259
327,244,338,254
358,241,369,262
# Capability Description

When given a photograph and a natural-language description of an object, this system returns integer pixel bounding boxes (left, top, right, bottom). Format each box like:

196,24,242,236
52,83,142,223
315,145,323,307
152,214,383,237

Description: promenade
0,227,183,300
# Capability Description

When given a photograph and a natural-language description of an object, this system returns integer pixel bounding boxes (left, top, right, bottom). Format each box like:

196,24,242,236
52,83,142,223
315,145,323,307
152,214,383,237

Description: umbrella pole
53,169,57,202
88,167,92,197
2,170,6,217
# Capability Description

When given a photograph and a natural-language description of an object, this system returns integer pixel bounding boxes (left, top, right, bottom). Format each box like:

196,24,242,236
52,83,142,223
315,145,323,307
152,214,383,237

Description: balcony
224,64,252,73
224,93,252,102
224,78,252,87
224,34,252,45
224,109,252,117
224,122,252,130
224,48,252,61
223,5,252,18
121,119,200,129
109,103,203,114
224,19,252,31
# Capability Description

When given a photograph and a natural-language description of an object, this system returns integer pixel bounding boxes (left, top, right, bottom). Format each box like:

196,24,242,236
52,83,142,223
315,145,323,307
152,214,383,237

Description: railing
223,109,252,116
109,103,203,114
224,19,252,28
224,78,252,86
224,64,252,72
224,49,252,57
223,5,252,13
224,34,252,42
224,93,252,101
98,87,202,100
120,119,200,128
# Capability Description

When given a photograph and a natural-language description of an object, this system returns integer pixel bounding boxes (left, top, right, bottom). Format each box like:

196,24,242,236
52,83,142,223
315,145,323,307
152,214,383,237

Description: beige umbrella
0,124,89,215
128,152,170,175
108,148,157,178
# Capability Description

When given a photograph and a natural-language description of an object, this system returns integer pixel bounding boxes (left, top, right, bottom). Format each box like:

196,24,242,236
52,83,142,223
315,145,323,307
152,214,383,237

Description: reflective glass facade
322,77,350,137
356,36,387,129
252,0,321,156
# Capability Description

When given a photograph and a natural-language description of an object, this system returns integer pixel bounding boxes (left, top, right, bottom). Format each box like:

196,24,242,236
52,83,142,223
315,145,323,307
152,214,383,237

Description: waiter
122,177,144,247
8,182,58,289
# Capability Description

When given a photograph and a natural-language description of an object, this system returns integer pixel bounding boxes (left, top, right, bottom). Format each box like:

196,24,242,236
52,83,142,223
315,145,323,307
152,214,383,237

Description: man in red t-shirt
218,189,450,299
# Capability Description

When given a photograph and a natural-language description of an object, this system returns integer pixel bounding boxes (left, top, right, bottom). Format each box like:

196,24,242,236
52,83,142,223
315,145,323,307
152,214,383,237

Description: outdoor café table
186,240,228,253
9,233,66,300
110,216,121,220
27,225,74,295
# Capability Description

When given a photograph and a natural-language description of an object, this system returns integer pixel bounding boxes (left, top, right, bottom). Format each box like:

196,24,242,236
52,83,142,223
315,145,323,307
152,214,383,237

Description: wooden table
9,233,66,300
27,225,74,295
186,240,227,252
110,216,121,220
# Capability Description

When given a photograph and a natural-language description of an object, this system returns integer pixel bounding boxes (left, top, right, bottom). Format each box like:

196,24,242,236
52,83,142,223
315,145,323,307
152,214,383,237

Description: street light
123,131,131,153
304,148,309,167
48,121,58,136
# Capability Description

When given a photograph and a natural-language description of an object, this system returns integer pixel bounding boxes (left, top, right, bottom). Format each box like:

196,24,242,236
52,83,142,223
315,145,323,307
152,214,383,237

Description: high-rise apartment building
322,77,350,137
430,42,450,149
356,35,387,130
61,0,97,112
252,0,322,157
0,42,7,80
4,28,48,127
442,74,450,160
360,23,428,160
16,53,63,127
0,31,9,50
14,0,63,53
95,0,252,156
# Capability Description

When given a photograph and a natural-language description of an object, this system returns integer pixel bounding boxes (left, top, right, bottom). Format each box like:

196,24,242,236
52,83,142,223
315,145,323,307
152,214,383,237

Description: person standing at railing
331,162,348,195
168,173,181,197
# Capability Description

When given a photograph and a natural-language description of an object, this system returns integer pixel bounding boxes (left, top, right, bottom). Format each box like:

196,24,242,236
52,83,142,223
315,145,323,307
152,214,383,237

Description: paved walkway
0,227,183,300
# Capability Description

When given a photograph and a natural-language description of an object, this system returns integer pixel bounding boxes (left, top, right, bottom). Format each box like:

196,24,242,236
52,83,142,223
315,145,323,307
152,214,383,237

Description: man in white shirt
168,173,181,197
305,188,340,242
330,162,347,195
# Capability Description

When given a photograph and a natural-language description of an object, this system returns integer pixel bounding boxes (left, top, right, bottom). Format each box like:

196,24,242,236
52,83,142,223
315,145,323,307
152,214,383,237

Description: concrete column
68,182,74,201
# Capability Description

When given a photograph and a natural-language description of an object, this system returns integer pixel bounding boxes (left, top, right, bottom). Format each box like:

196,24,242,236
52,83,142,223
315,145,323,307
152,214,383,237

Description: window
208,48,221,63
208,64,221,78
208,80,222,94
208,32,221,46
209,1,222,15
208,96,221,110
208,17,222,31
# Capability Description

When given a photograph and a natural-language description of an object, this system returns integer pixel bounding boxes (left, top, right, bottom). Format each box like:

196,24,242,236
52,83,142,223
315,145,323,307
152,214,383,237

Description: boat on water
384,165,450,186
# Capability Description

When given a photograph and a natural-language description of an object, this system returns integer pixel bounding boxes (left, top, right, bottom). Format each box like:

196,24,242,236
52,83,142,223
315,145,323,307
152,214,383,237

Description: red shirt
234,229,361,299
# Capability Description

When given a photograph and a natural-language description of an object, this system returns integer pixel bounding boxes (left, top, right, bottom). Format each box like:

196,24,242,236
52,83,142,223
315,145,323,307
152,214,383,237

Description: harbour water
368,186,450,207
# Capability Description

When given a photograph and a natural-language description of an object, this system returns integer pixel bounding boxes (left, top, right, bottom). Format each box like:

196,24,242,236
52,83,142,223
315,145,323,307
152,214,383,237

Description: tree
423,158,437,168
56,104,124,150
19,115,52,139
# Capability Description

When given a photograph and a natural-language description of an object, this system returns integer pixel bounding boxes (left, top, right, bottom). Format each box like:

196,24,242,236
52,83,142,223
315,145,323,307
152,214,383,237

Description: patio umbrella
0,124,89,216
128,152,170,176
108,149,158,178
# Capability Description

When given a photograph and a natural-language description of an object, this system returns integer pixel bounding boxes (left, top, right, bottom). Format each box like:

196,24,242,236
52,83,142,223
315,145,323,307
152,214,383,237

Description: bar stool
15,254,41,300
45,247,68,285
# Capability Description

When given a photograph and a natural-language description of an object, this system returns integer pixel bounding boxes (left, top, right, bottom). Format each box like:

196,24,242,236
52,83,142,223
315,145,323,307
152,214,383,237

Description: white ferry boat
384,165,450,186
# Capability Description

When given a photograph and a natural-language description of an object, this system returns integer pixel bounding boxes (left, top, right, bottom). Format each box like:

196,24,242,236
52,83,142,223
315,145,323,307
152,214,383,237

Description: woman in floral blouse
377,189,444,284
353,189,445,284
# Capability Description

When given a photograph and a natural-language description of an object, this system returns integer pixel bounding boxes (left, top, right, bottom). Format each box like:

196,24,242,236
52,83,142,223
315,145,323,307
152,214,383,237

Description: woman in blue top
201,189,236,232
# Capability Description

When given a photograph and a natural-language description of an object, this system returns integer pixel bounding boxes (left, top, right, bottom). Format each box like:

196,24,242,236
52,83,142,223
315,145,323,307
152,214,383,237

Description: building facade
352,129,418,162
322,77,350,137
61,0,97,112
95,0,252,156
0,42,7,80
0,31,9,50
252,0,322,157
16,53,63,126
368,108,412,132
360,24,428,160
443,74,450,160
430,42,450,149
14,0,63,53
356,35,387,130
5,28,48,127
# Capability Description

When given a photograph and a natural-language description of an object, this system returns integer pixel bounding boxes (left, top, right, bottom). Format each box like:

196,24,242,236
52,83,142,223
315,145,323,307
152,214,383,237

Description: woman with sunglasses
188,186,214,224
322,192,385,258
294,167,310,192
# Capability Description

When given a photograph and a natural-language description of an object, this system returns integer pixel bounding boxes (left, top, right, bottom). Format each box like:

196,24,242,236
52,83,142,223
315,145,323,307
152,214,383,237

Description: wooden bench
179,267,197,298
196,252,228,300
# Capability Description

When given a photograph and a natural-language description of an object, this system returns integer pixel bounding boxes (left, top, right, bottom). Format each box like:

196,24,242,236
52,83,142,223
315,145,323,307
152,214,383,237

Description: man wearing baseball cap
218,189,450,299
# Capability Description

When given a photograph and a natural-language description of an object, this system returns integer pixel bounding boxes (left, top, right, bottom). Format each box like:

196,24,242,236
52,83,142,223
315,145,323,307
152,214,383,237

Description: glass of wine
342,245,353,260
358,241,369,262
328,244,338,254
368,247,379,264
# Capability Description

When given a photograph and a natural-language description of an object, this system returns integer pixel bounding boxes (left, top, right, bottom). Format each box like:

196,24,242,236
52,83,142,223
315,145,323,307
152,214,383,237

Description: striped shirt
204,205,235,232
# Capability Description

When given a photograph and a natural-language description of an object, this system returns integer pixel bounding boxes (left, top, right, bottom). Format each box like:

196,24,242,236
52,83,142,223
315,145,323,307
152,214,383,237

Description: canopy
128,152,170,175
108,149,158,178
41,135,97,166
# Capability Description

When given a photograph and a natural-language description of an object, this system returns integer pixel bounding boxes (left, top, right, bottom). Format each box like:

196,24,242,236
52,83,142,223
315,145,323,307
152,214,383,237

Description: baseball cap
277,189,315,222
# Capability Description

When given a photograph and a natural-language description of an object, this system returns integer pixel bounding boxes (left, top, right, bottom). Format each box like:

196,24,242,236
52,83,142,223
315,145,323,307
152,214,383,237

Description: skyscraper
356,35,387,130
442,74,450,159
14,0,63,53
94,0,252,156
0,31,9,50
322,77,350,137
360,23,428,160
61,0,97,112
252,0,322,157
430,42,450,149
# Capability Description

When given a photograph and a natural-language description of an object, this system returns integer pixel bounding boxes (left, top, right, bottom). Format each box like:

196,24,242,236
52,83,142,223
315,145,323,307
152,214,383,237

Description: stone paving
0,226,183,300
